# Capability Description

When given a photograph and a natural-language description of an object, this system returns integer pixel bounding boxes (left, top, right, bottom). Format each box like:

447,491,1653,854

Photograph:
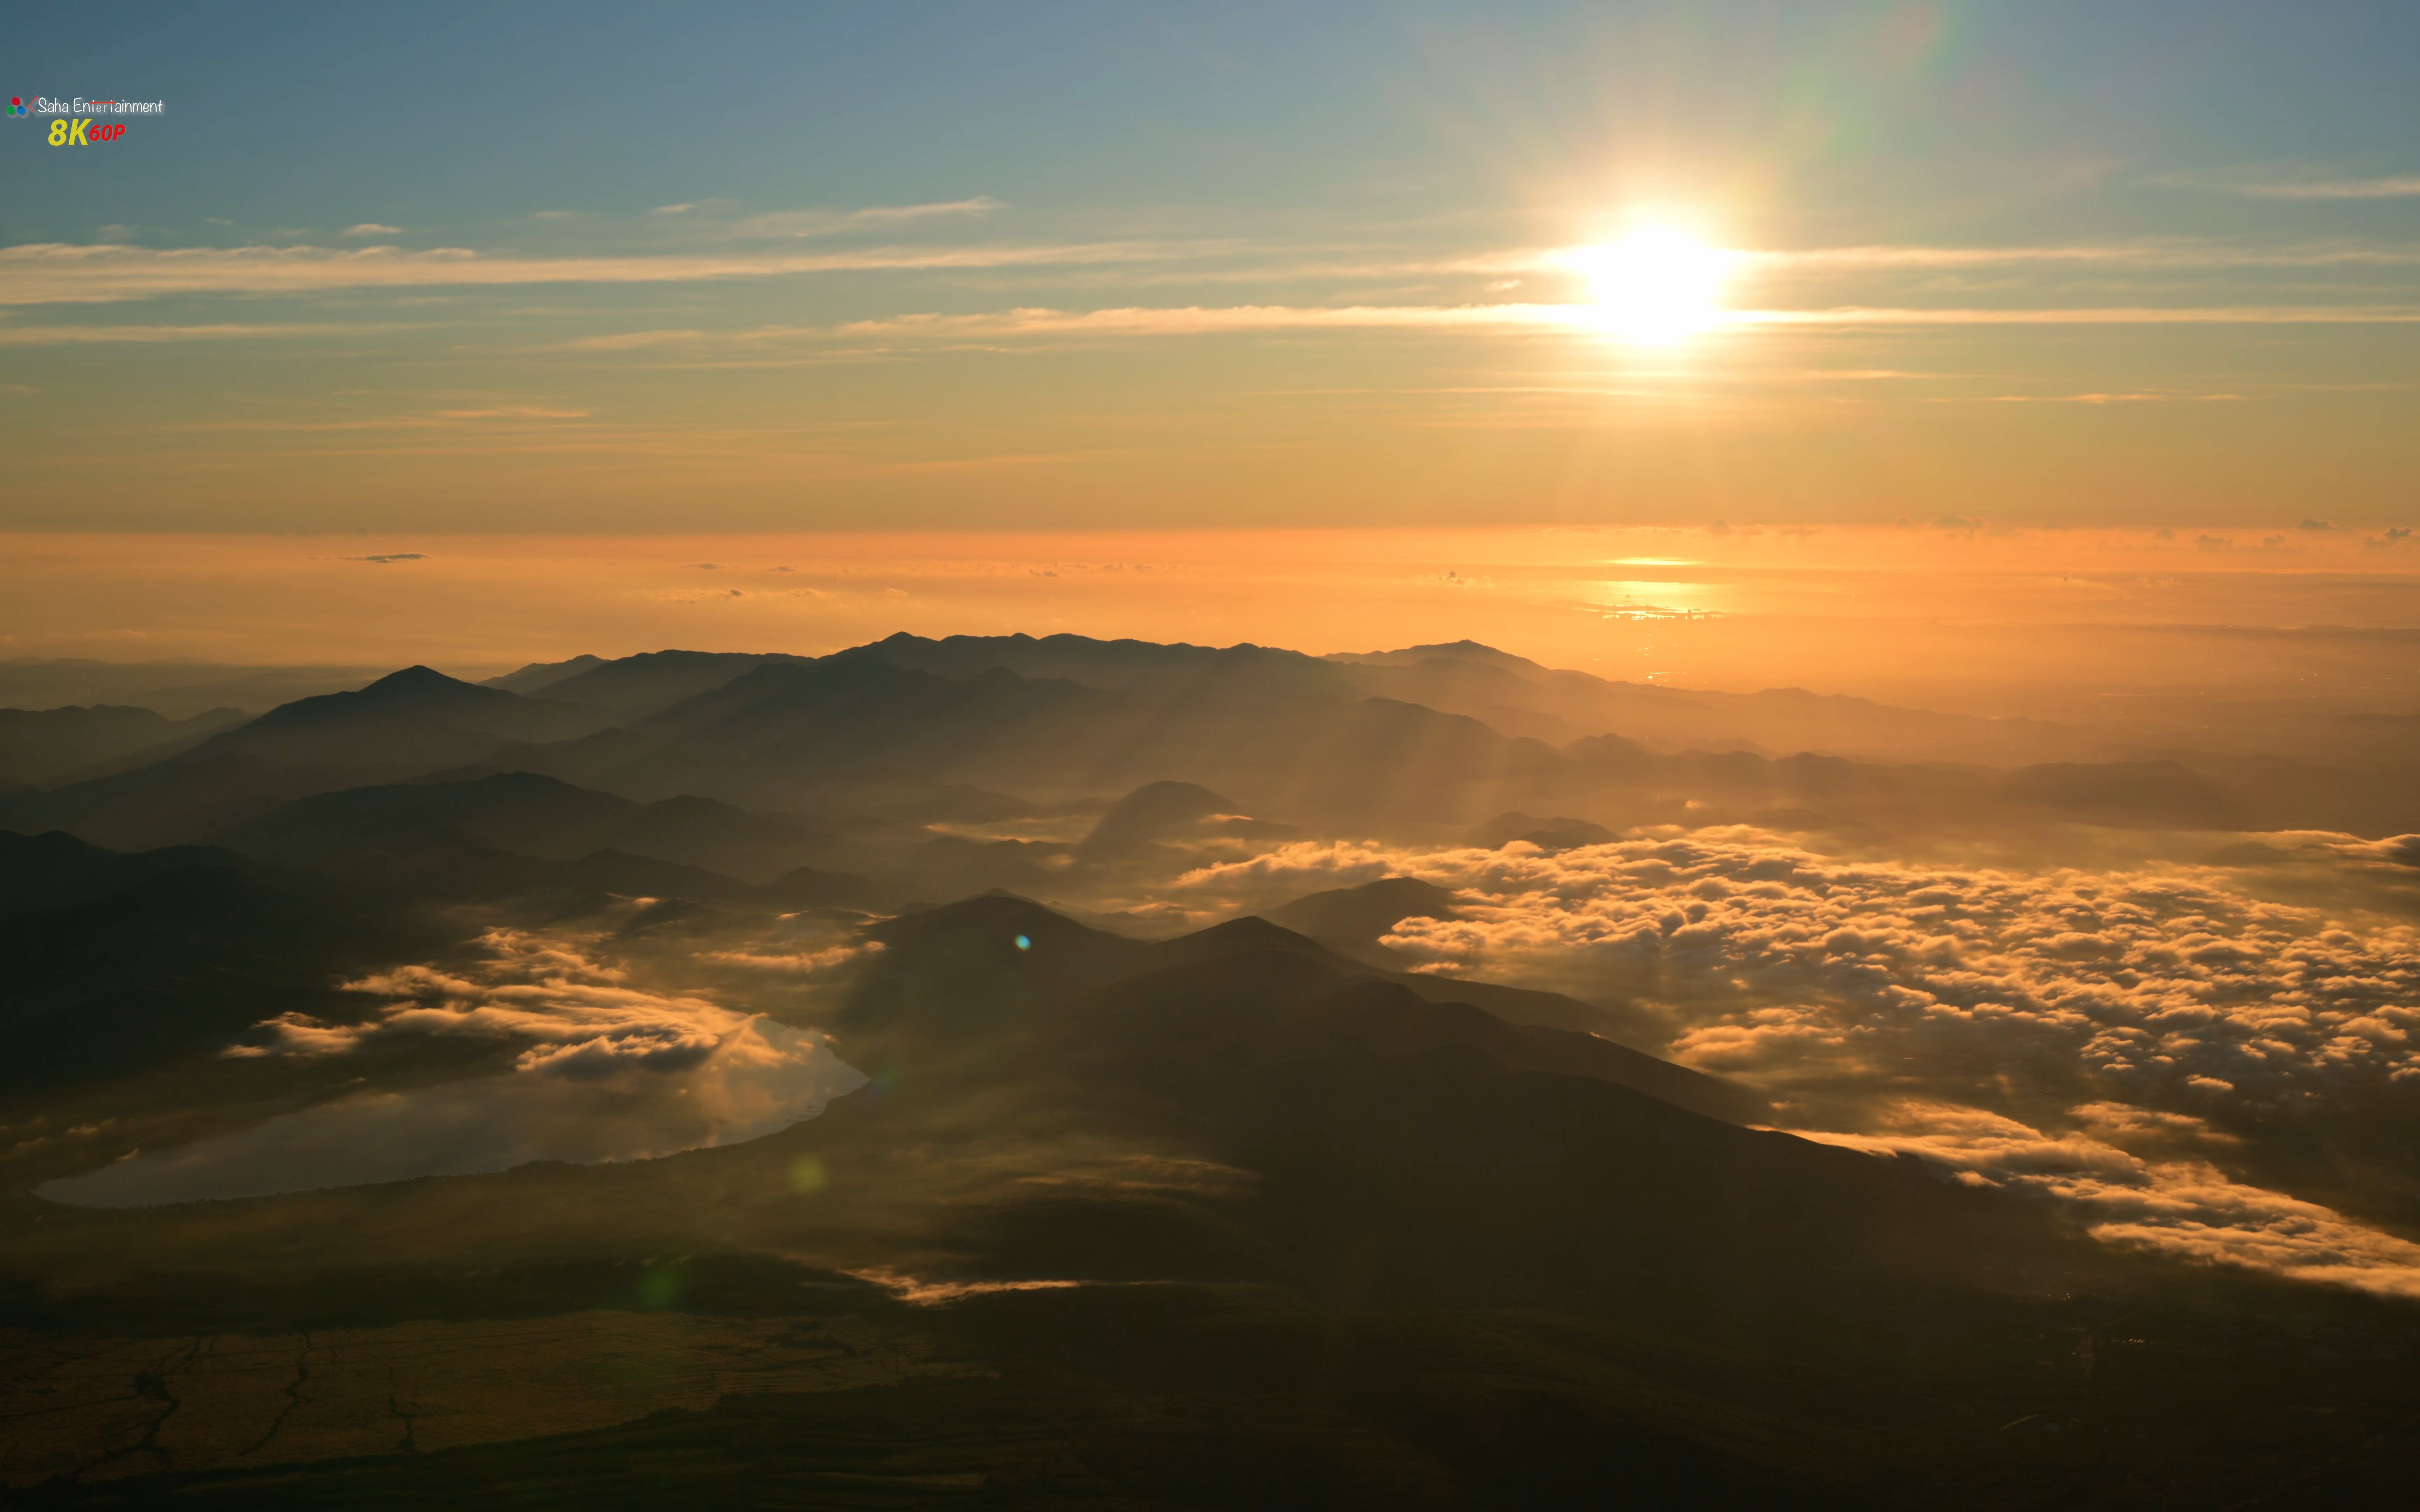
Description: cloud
554,301,2420,357
340,223,402,238
1733,306,2420,328
1174,834,2420,1115
0,321,410,344
2227,177,2420,201
38,930,865,1207
1799,1101,2420,1300
649,203,697,216
728,196,1006,239
834,303,1604,338
845,1268,1085,1306
176,406,593,432
0,239,1192,304
703,941,884,973
1170,833,2420,1297
1928,392,2245,405
2333,834,2420,869
12,225,2419,335
1748,240,2420,270
545,303,1599,352
339,552,426,563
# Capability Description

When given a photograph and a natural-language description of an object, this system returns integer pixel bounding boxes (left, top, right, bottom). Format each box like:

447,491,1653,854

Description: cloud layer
1805,1101,2420,1300
1175,831,2420,1294
0,239,1182,306
1181,833,2420,1108
39,931,864,1208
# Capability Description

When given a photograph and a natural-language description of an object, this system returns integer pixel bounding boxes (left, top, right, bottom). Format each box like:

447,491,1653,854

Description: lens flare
1569,227,1733,344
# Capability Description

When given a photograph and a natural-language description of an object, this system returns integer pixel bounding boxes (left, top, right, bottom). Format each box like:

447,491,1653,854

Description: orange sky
7,526,2415,717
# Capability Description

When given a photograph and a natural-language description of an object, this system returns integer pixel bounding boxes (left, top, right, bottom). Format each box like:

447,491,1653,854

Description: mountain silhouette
1462,810,1618,849
0,704,248,789
0,669,614,849
0,831,443,1091
481,652,606,694
220,770,837,885
738,895,2067,1364
1265,875,1465,953
498,649,812,720
172,637,2409,842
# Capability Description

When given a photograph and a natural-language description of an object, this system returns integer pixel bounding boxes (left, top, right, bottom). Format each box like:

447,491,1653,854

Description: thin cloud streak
1926,392,2247,405
728,196,1006,239
0,321,417,344
569,304,1599,348
165,406,593,432
13,296,2416,353
0,239,1201,305
1736,305,2420,327
2226,177,2420,201
16,230,2420,308
556,301,2420,352
1746,241,2420,270
1797,1104,2420,1302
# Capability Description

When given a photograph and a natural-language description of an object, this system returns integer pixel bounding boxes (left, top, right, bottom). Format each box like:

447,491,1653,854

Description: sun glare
1570,227,1732,344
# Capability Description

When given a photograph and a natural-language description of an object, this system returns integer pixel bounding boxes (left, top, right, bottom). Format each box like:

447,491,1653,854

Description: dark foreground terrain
5,895,2420,1508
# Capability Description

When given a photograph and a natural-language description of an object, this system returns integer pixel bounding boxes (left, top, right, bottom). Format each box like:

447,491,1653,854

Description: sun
1568,227,1733,344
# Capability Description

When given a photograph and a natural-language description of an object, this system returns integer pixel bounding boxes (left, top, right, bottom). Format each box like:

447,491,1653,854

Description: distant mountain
217,665,609,754
1998,759,2247,828
0,659,397,720
410,640,2420,839
482,653,605,694
558,646,1562,829
0,831,447,1091
1265,875,1464,947
502,649,812,720
18,638,2418,868
1074,780,1294,862
1328,640,2103,764
0,704,247,788
219,771,842,888
0,668,616,850
851,630,1360,704
1462,810,1618,849
471,654,1118,811
0,830,244,920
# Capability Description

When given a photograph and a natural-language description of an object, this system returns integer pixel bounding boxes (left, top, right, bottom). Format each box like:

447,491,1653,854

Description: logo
6,97,25,118
50,118,127,145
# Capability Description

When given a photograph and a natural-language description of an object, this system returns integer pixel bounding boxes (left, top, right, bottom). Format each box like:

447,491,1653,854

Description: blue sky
14,3,2420,241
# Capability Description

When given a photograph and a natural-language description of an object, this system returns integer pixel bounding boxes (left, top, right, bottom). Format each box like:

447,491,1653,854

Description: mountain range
7,635,2416,859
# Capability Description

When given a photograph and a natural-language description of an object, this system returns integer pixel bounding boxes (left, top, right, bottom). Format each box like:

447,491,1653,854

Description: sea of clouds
39,930,867,1208
1174,828,2420,1296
